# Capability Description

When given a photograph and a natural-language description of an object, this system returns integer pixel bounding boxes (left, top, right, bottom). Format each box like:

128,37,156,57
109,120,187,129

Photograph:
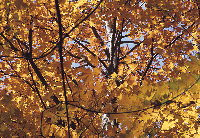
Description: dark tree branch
27,61,47,109
65,51,81,59
164,33,184,49
55,0,70,137
85,26,111,65
74,39,108,69
66,76,73,95
0,32,19,52
64,0,103,38
119,39,144,61
13,36,29,49
34,25,53,31
66,74,78,86
120,41,140,44
9,28,49,89
29,28,33,57
151,39,154,56
74,39,96,56
121,34,131,38
90,26,104,47
116,18,125,72
26,29,48,90
1,30,48,90
140,48,155,83
39,44,57,59
196,2,200,19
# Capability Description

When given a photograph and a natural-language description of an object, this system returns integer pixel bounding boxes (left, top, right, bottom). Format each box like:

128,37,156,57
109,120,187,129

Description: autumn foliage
0,0,200,137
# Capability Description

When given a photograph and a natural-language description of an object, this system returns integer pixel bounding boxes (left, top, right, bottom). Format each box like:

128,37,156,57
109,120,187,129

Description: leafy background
0,0,200,137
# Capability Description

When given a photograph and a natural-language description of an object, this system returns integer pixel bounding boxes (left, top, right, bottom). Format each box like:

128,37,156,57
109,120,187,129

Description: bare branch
120,41,140,44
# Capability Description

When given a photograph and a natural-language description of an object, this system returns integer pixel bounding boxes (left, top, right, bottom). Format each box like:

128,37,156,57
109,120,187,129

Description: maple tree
0,0,200,137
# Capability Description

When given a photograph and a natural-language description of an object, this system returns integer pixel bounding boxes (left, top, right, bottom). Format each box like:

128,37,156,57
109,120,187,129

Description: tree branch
64,0,103,38
120,41,140,44
119,39,144,61
26,29,48,90
27,61,47,109
0,32,19,52
55,0,70,137
74,39,108,69
90,26,104,47
13,35,29,49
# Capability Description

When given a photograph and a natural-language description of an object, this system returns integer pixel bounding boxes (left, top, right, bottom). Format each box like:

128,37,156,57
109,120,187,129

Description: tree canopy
0,0,200,137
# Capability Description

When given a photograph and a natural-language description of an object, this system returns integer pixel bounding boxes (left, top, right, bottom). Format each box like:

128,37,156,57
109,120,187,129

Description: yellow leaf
193,45,198,51
189,127,196,134
198,127,200,134
139,113,151,123
156,48,164,54
93,68,101,76
118,93,123,100
95,80,102,93
42,124,51,137
169,62,174,69
124,56,132,64
118,64,124,76
129,63,138,71
85,73,93,84
119,81,128,89
111,72,117,79
89,20,94,26
180,66,187,73
89,55,98,66
146,92,155,101
128,75,137,86
147,31,155,38
161,120,178,130
158,68,164,73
